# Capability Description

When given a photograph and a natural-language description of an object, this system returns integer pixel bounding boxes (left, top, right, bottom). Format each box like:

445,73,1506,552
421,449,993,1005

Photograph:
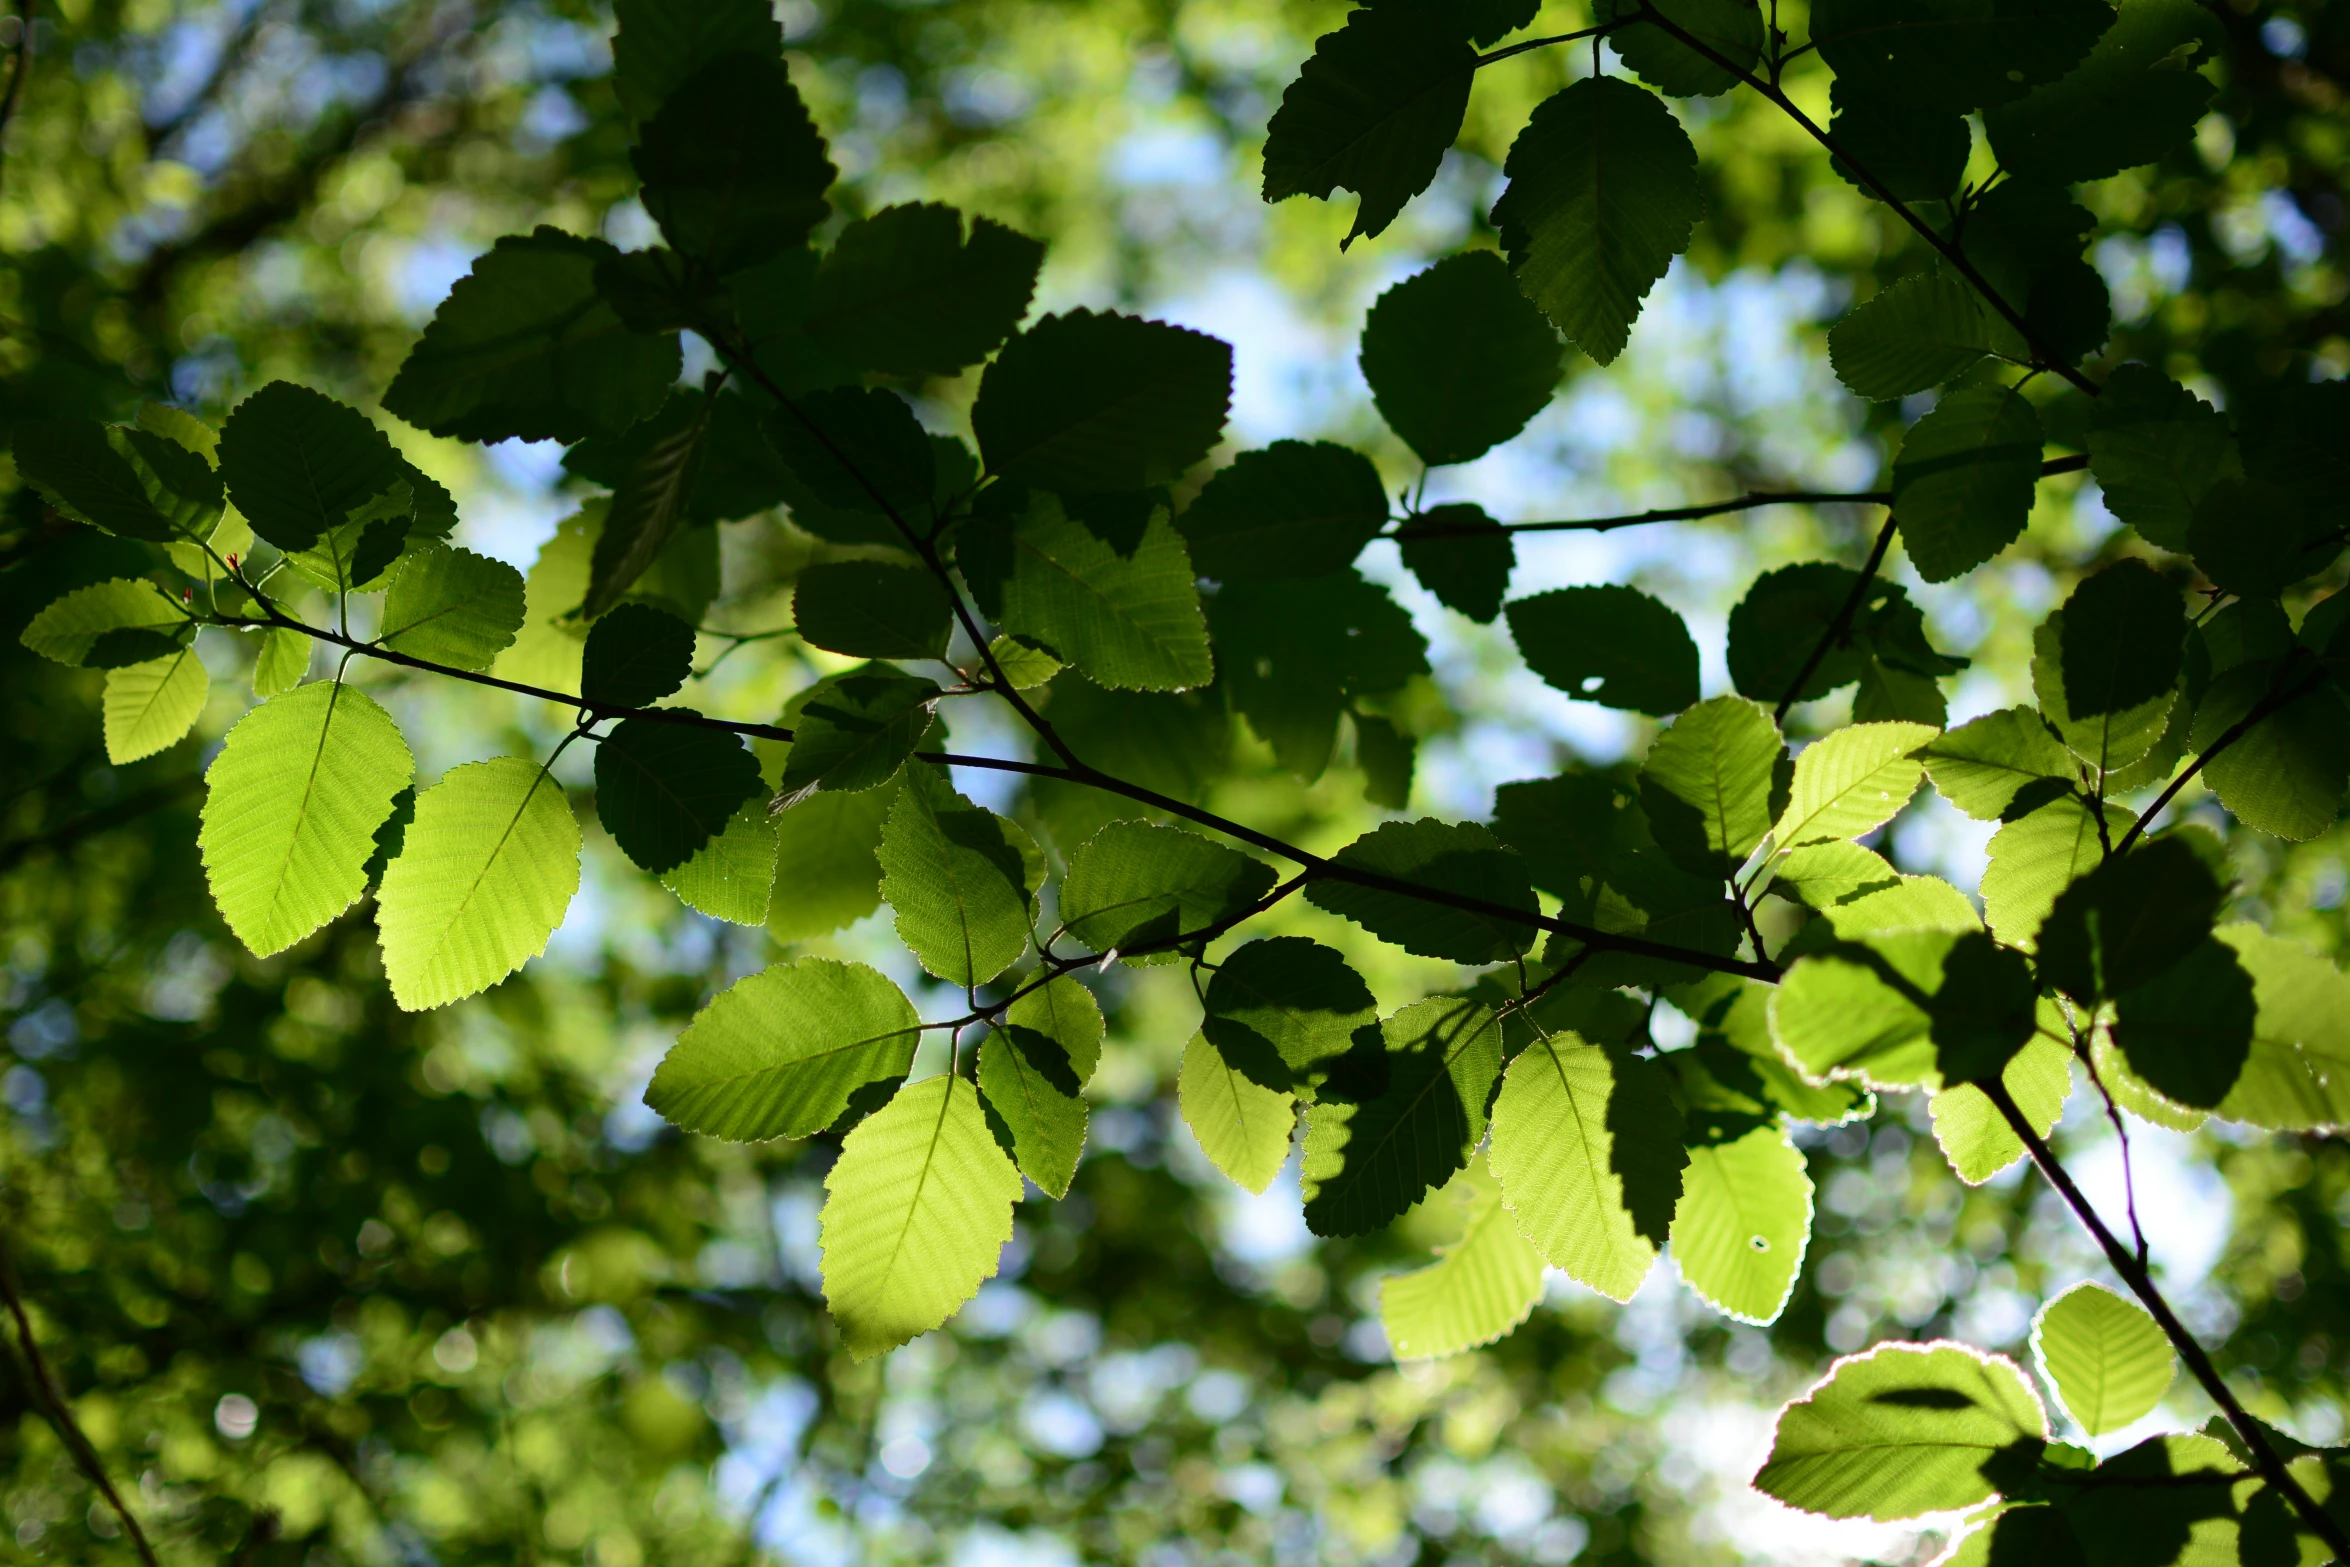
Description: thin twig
1476,22,1616,67
1774,513,1897,723
1985,1080,2350,1558
0,1230,163,1567
2115,663,2331,855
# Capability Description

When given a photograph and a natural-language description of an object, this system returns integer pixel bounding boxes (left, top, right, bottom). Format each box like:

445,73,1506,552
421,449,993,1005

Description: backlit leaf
1179,1031,1296,1194
1302,995,1504,1237
1358,252,1564,466
102,649,208,764
880,762,1041,987
1380,1159,1546,1359
2032,1283,2176,1437
972,310,1232,494
1827,275,1991,401
646,958,920,1141
978,977,1102,1198
1672,1122,1812,1325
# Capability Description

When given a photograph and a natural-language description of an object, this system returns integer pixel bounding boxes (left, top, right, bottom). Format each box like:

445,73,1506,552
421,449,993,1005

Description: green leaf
763,385,936,524
2052,563,2186,735
2038,836,2222,1004
1355,713,1416,808
1674,975,1876,1124
978,977,1102,1199
1827,275,1992,402
1259,7,1476,246
199,681,415,958
1919,707,2079,822
21,578,189,667
2033,1283,2176,1437
633,53,834,273
375,756,581,1010
1958,182,2111,368
1306,818,1539,963
2084,364,2242,551
1827,80,1969,202
582,400,710,622
594,718,763,875
1766,839,1900,911
609,0,780,120
381,546,526,671
495,503,714,696
1597,0,1765,95
12,421,195,542
1358,252,1564,466
2249,380,2350,539
565,387,787,527
1928,1028,2072,1183
984,492,1212,692
1201,937,1379,1097
581,602,696,710
101,649,207,764
1026,679,1232,851
1398,504,1514,624
1672,1122,1812,1325
805,203,1043,377
2054,1435,2258,1562
1892,384,2045,583
776,666,938,801
1506,584,1701,715
384,228,681,444
1773,721,1937,847
1059,820,1276,958
1809,0,2109,113
880,763,1041,987
1754,1342,2048,1520
1982,796,2129,949
2190,662,2350,841
646,958,920,1140
1985,0,2225,185
1209,570,1427,779
1639,695,1783,878
1492,772,1644,910
2187,478,2315,600
768,784,897,940
1179,1031,1296,1194
820,1074,1023,1359
1488,1034,1684,1301
1807,873,1984,941
2111,935,2254,1107
1380,1158,1547,1359
972,310,1231,493
252,628,308,696
1177,441,1391,582
2211,924,2350,1133
1725,565,1961,707
1301,995,1505,1237
793,561,953,661
660,800,778,925
1773,930,2037,1090
1492,77,1704,365
215,382,404,554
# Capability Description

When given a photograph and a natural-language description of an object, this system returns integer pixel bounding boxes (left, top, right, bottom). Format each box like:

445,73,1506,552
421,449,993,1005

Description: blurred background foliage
0,0,2345,1563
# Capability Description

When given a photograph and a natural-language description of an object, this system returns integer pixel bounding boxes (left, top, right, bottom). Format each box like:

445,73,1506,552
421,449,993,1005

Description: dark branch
2115,663,2331,854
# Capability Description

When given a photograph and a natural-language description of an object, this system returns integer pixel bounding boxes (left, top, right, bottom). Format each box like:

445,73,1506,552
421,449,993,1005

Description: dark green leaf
1260,7,1475,247
595,716,763,873
1026,678,1232,852
13,421,188,543
776,666,939,801
763,386,936,526
1827,274,1995,402
2084,363,2242,551
1398,504,1514,624
1355,713,1416,808
581,602,696,710
384,228,682,444
972,310,1232,494
2187,477,2312,599
591,246,730,335
1359,252,1565,465
1493,771,1649,912
806,203,1044,377
1209,570,1428,780
583,398,711,621
1919,707,2079,821
2200,598,2293,676
1202,937,1379,1097
1639,696,1783,878
1301,995,1503,1236
2111,936,2255,1108
2245,380,2350,538
216,383,405,554
1961,182,2110,366
1729,562,1867,701
979,978,1102,1198
565,388,788,527
1492,77,1703,365
610,0,781,120
794,561,954,661
1058,820,1277,958
2033,611,2176,774
1892,384,2044,583
2057,558,2186,719
768,783,897,940
1827,79,1968,201
2037,836,2223,1003
975,490,1213,692
1930,934,2040,1085
1507,583,1700,715
879,763,1041,987
1367,0,1540,48
1178,441,1390,581
1597,0,1765,96
728,247,859,396
1306,818,1539,962
1984,0,2226,184
633,53,834,273
1810,0,2109,114
2189,661,2350,841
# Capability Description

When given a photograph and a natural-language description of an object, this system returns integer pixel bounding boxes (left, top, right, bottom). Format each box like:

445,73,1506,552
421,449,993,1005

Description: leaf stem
1984,1079,2349,1556
1774,511,1896,723
1475,23,1619,68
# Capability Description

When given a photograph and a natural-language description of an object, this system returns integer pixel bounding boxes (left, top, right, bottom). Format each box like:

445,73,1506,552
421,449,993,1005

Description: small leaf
1179,1031,1296,1194
1981,795,2130,949
2211,923,2350,1133
646,958,921,1140
1928,1028,2072,1183
1596,0,1765,95
581,602,696,710
972,310,1232,494
632,52,834,272
1753,1342,2048,1520
217,382,406,553
1058,820,1276,958
1827,275,1993,401
595,717,763,874
609,0,781,120
1259,7,1476,246
775,666,939,800
880,762,1041,987
806,203,1044,377
1892,384,2044,583
1672,1123,1813,1325
1639,695,1783,878
1202,937,1379,1097
978,977,1102,1199
1380,1159,1547,1359
1985,0,2226,185
1507,584,1701,715
2032,1283,2176,1437
1302,995,1505,1237
583,398,711,621
1488,1034,1685,1301
199,682,415,957
1358,252,1564,466
1398,504,1514,624
381,546,526,671
1492,77,1703,365
1774,722,1937,846
376,756,581,1010
252,628,309,696
2084,363,2242,551
985,491,1212,692
20,579,189,667
1178,441,1390,581
2037,836,2223,1004
1918,707,2079,822
1305,818,1539,963
102,649,208,764
2110,935,2254,1106
820,1075,1023,1359
794,561,954,661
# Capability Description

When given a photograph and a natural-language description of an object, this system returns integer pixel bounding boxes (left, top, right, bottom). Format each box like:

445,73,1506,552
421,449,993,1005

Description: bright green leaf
381,546,526,671
985,493,1211,691
1380,1158,1547,1359
1302,995,1505,1237
1929,1029,2072,1183
1774,721,1937,846
2211,924,2350,1133
1059,820,1276,959
102,648,208,764
660,799,778,925
880,762,1041,987
978,977,1102,1199
2033,1283,2176,1437
1639,695,1783,878
2189,663,2350,842
1179,1031,1296,1195
1672,1122,1812,1325
1982,795,2131,949
768,783,897,940
1201,937,1380,1097
646,958,920,1141
1919,706,2079,822
21,578,189,668
775,666,938,801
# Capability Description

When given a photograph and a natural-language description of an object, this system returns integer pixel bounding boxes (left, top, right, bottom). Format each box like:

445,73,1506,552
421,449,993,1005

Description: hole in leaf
1749,1236,1769,1251
1580,676,1605,694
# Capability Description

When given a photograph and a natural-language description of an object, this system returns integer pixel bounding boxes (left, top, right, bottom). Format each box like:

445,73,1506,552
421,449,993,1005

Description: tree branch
1774,511,1896,722
1631,0,2101,397
1985,1080,2350,1557
2114,663,2331,855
